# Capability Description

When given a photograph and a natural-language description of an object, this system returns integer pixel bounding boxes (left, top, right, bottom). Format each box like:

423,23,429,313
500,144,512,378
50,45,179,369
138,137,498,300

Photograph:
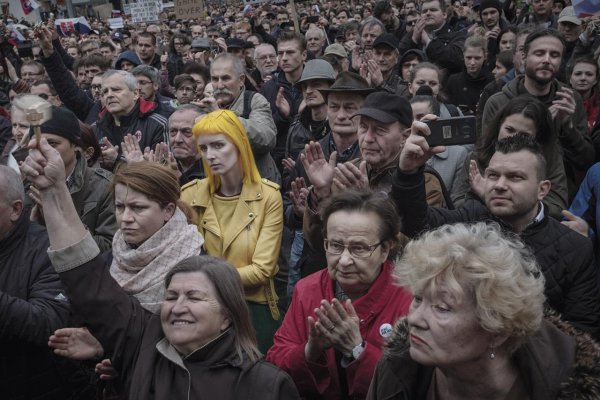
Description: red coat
266,261,412,399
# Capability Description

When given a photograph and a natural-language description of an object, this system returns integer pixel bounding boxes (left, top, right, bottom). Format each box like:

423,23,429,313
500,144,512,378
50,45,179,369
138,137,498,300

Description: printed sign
175,0,204,20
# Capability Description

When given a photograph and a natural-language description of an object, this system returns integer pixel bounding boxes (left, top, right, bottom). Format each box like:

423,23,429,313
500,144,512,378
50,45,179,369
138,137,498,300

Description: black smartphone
17,41,34,58
425,116,476,147
12,146,29,163
307,16,319,23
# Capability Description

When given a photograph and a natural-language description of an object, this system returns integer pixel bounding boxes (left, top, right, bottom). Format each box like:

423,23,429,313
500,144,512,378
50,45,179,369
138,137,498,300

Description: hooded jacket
115,50,141,70
367,315,600,399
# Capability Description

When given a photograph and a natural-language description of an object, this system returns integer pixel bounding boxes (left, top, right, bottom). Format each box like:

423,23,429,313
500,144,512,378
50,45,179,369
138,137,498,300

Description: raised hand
549,87,576,126
290,177,308,218
99,137,119,169
399,115,445,173
314,299,362,357
48,327,105,360
300,141,337,200
121,134,144,163
561,210,589,237
276,87,290,118
332,160,369,193
468,159,485,199
20,137,66,191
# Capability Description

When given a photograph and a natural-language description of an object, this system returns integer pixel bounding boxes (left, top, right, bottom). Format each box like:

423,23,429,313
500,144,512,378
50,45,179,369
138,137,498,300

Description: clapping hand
290,177,309,218
300,141,337,201
332,160,369,193
121,134,145,163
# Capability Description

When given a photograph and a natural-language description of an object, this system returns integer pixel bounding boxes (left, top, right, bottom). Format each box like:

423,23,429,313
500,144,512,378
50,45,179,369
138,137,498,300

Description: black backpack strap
241,90,256,119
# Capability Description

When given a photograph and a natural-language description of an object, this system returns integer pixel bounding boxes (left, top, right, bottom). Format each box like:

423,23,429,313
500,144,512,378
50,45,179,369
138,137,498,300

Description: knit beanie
479,0,502,14
35,106,82,146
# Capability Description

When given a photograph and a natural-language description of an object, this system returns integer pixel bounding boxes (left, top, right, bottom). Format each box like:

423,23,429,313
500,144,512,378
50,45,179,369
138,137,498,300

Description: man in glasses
131,65,175,118
404,11,420,34
251,43,278,90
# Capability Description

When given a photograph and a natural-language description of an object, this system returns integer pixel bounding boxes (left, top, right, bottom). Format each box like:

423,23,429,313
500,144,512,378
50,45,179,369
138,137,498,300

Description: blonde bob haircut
395,222,546,351
192,110,261,194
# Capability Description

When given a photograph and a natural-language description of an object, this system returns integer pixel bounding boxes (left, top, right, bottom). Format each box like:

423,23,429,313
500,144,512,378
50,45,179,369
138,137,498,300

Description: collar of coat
381,312,600,399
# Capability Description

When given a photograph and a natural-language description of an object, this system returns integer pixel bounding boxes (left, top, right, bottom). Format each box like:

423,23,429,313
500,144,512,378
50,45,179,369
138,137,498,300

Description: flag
55,17,91,36
20,0,39,15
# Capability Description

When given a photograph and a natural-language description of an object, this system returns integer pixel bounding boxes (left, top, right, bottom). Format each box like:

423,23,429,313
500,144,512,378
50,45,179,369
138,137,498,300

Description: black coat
390,168,600,338
0,214,75,399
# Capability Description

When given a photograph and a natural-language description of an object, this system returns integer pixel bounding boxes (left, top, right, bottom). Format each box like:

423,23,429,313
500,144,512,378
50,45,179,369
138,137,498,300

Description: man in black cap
30,106,117,251
364,33,406,96
301,90,448,275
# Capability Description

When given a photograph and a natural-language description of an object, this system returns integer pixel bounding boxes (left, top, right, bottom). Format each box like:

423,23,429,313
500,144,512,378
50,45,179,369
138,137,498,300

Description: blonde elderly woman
367,223,600,400
181,109,283,353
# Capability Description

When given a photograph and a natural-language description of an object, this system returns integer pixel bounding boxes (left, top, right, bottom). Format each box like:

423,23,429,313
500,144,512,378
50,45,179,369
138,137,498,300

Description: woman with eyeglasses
166,33,191,86
180,110,283,354
267,190,412,400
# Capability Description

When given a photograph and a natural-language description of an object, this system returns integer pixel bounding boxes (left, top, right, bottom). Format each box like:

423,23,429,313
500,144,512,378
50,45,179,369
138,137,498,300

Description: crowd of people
2,0,600,398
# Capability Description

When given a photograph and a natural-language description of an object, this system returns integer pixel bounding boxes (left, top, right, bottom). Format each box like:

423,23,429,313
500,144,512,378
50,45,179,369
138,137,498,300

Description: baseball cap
352,92,413,128
558,6,582,25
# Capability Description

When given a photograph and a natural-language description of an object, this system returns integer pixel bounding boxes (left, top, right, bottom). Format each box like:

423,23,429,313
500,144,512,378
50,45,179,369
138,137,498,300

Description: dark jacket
0,213,73,399
68,154,117,251
50,235,301,400
445,68,494,115
40,49,101,125
261,70,304,163
398,17,468,75
390,167,600,338
367,316,600,400
93,97,169,157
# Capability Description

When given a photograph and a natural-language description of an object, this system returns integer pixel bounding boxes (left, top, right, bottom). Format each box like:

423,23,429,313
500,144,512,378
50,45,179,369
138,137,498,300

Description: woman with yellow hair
181,110,284,352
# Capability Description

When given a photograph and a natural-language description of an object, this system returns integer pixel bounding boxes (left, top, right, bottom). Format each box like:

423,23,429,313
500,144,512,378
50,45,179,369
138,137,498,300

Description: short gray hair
131,65,160,85
102,69,138,91
211,53,245,77
0,165,25,203
168,104,204,125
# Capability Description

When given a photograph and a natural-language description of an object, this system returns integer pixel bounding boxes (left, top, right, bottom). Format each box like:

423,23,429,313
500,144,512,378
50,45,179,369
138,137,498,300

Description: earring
489,345,495,360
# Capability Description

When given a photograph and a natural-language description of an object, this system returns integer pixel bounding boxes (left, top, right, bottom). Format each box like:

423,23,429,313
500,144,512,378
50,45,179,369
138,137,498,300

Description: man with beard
478,0,510,70
199,53,279,183
483,28,593,199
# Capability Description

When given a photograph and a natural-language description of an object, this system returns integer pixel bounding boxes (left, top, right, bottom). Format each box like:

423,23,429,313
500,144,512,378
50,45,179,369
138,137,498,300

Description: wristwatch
351,341,365,360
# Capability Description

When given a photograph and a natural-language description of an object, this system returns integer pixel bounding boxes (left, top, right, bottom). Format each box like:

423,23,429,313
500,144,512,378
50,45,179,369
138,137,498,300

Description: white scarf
110,208,204,313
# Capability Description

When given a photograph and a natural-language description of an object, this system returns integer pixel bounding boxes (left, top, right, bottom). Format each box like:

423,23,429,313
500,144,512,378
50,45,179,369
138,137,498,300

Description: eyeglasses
256,54,277,61
169,128,193,137
91,85,102,91
324,239,382,258
406,20,417,26
137,80,154,86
